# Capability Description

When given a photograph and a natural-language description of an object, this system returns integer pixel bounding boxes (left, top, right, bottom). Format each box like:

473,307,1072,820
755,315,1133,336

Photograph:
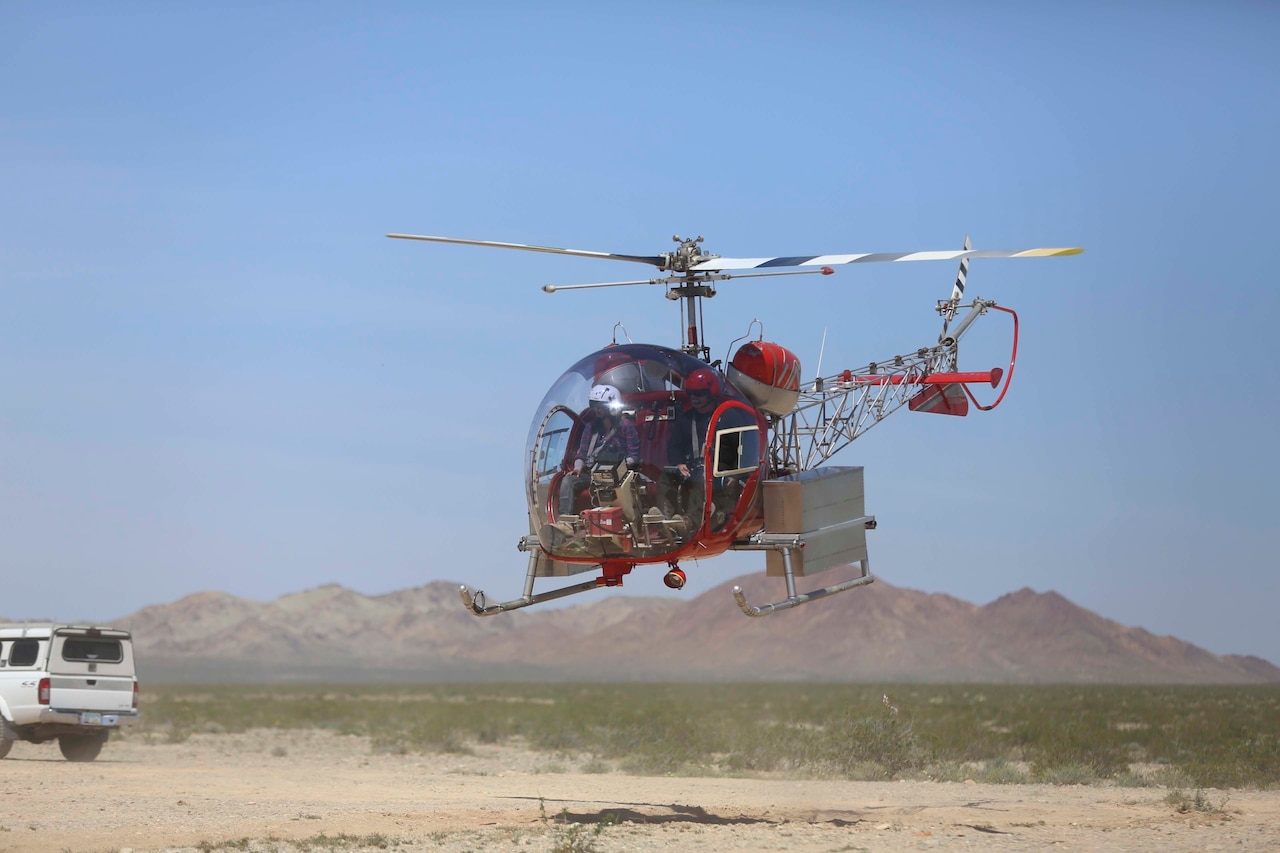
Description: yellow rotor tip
1018,247,1085,257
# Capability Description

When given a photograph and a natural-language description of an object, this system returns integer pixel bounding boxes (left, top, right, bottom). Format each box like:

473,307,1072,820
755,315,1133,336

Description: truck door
0,636,48,724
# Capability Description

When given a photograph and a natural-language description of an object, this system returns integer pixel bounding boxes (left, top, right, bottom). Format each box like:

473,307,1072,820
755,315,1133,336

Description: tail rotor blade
940,235,971,341
950,234,972,304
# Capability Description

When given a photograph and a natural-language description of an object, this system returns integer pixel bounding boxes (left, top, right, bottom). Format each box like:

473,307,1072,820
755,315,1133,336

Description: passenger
558,384,640,516
658,368,723,525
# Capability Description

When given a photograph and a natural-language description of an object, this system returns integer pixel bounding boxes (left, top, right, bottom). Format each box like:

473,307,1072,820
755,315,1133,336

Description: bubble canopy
526,344,765,563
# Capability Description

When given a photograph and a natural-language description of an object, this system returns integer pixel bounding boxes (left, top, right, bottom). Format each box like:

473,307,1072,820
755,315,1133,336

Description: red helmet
685,368,721,397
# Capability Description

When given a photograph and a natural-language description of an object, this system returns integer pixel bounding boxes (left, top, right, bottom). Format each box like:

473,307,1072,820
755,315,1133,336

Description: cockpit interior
526,344,766,562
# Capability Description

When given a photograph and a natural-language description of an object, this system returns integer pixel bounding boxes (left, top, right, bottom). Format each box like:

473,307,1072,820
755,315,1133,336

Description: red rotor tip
990,367,1004,388
820,266,834,275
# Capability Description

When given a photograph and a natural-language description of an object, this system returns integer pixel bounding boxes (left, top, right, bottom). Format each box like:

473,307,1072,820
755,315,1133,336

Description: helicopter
388,232,1083,617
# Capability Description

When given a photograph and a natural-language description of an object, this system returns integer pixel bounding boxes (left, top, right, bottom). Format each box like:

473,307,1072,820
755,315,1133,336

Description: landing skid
730,519,876,616
461,538,611,616
462,519,878,617
460,576,602,615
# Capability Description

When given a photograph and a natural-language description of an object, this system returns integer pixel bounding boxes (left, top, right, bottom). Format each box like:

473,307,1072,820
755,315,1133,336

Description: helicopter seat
634,396,680,514
548,469,584,521
567,481,592,516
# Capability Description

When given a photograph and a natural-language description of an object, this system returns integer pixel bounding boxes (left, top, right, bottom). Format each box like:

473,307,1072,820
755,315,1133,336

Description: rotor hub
659,235,720,273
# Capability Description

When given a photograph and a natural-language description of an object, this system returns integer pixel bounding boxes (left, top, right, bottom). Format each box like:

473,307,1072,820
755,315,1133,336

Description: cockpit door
528,406,580,522
705,402,765,532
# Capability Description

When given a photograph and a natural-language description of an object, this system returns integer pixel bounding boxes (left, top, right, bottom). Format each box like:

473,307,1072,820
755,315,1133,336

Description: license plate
80,712,101,726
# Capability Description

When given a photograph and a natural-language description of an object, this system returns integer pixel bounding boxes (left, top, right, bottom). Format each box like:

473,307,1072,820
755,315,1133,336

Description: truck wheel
58,733,107,762
0,738,12,759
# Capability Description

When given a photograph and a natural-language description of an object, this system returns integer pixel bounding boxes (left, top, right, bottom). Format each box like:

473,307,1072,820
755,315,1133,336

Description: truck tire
0,738,12,759
58,732,107,762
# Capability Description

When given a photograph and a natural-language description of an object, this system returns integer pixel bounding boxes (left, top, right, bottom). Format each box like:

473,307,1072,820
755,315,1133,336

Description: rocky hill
110,573,1280,684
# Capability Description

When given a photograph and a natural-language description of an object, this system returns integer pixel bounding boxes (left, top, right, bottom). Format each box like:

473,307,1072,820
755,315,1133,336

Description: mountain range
99,573,1279,684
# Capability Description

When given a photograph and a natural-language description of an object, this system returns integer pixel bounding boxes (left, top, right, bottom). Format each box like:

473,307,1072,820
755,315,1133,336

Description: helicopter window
595,363,641,395
596,360,677,396
535,409,576,478
712,425,760,478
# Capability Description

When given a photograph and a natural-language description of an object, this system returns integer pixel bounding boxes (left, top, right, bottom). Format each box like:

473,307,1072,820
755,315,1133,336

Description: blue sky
3,3,1278,663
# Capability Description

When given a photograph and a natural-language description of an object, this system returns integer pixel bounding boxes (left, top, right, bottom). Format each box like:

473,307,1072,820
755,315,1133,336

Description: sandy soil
0,729,1275,852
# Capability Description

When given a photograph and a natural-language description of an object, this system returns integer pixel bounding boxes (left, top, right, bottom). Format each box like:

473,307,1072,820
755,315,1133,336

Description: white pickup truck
0,624,140,761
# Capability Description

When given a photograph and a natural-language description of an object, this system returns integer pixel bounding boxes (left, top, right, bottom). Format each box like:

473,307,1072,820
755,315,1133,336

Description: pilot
658,367,723,525
558,384,640,516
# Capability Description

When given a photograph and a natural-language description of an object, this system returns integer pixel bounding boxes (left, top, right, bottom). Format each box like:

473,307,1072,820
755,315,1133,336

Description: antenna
813,327,828,391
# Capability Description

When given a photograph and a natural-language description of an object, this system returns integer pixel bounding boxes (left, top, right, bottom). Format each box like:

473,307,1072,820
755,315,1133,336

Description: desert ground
0,729,1275,852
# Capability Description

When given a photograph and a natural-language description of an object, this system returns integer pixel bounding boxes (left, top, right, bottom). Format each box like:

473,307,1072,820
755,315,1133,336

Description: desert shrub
973,758,1031,784
818,709,927,779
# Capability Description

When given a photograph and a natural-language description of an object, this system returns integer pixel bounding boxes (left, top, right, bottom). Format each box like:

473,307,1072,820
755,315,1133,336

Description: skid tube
460,537,610,616
730,517,876,617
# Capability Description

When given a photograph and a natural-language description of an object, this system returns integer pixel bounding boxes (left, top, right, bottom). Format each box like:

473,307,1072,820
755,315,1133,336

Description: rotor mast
661,235,718,361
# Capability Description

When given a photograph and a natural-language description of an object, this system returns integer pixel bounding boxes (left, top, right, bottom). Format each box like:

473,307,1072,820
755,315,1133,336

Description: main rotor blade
387,233,665,267
690,246,1083,272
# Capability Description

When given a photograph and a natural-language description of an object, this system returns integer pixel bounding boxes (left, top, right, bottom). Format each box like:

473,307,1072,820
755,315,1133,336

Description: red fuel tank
728,341,802,416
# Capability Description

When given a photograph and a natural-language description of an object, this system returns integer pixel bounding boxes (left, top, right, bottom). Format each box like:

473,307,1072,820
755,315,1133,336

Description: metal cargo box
762,466,869,577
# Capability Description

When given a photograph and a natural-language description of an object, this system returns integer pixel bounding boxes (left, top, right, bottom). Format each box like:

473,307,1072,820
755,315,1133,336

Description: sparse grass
928,757,1032,784
196,839,253,852
581,757,611,774
193,833,405,851
552,822,607,853
538,799,610,853
134,683,1280,788
1164,788,1229,815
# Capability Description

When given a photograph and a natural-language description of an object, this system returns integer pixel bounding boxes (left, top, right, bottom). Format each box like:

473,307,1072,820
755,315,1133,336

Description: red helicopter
388,232,1082,616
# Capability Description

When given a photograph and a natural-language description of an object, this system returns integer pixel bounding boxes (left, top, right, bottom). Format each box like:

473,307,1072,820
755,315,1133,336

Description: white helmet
588,383,623,414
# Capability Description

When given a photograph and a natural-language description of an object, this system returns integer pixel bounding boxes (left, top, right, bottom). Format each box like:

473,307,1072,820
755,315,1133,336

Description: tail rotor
939,235,971,346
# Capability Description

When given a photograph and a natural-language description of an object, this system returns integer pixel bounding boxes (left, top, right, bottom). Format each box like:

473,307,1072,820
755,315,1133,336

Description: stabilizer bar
853,368,1002,388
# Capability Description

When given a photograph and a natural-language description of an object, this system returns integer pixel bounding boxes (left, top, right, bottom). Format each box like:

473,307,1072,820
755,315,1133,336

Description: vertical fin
908,383,969,417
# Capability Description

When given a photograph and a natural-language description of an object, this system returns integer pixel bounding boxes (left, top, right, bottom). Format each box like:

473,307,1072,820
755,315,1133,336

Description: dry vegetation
130,682,1280,789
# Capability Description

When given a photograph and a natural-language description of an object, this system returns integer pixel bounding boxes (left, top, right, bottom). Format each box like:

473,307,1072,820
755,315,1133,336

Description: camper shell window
8,639,41,667
61,638,123,663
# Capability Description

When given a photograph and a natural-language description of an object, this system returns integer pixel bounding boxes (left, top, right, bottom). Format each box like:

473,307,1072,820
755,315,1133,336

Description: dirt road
0,729,1274,852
